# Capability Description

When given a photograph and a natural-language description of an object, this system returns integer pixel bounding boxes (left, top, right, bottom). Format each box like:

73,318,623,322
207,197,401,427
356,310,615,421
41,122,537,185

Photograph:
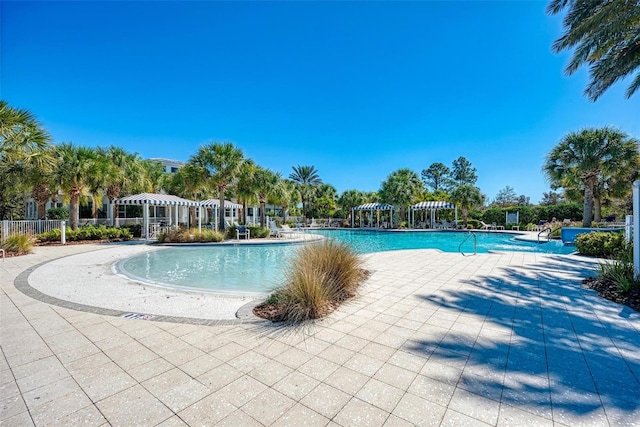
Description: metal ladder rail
537,226,563,243
459,231,477,256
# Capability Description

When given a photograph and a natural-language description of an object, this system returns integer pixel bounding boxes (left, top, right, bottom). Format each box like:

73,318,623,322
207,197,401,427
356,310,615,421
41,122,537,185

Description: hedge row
37,225,132,242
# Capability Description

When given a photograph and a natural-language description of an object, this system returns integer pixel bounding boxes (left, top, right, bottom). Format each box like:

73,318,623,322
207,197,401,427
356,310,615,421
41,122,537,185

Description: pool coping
13,230,574,326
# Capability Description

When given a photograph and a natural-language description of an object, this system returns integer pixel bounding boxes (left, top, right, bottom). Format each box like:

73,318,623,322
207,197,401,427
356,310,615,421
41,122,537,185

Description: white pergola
351,203,395,228
409,201,457,229
113,193,200,239
199,199,243,230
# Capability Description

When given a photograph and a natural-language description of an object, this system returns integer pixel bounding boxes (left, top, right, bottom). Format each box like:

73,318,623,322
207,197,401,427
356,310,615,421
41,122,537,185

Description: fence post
633,180,639,276
1,220,7,244
60,221,66,245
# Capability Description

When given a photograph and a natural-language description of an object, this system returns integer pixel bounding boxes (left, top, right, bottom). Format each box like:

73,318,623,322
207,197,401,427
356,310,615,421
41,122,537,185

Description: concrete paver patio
1,242,639,426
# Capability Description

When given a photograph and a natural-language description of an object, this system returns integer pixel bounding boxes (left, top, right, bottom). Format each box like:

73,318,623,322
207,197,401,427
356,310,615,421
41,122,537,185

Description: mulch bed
583,277,640,312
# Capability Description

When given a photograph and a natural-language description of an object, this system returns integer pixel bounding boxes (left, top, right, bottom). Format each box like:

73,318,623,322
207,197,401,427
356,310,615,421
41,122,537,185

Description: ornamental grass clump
255,239,365,322
157,228,224,243
2,234,35,255
597,245,640,293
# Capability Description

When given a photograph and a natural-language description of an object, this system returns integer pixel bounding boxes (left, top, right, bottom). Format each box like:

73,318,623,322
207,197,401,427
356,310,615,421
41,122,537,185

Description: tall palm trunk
31,183,51,219
260,199,266,227
594,197,602,223
107,184,120,226
582,176,596,227
69,190,81,230
218,187,226,230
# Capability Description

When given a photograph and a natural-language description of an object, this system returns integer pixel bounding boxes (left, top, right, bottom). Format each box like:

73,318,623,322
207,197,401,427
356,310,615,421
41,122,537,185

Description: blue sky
3,1,639,204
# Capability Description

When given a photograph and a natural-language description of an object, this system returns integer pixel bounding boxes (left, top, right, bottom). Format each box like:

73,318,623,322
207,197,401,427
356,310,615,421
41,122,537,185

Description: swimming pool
306,229,576,255
117,230,575,293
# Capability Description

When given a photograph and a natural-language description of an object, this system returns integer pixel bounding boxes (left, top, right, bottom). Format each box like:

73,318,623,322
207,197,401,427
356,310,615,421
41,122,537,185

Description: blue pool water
118,230,575,293
306,229,576,255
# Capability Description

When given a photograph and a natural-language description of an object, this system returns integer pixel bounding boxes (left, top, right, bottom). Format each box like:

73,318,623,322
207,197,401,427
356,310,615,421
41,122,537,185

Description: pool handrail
459,231,477,256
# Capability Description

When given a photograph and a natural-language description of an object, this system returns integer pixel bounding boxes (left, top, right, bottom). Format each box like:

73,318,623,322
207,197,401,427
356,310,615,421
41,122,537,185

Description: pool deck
2,241,639,426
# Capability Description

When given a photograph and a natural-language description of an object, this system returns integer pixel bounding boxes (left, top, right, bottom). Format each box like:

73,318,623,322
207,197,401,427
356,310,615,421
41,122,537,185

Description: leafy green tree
450,184,484,227
309,184,338,218
190,142,245,230
421,162,452,192
548,0,640,100
51,143,98,230
0,101,55,219
493,186,518,207
543,127,639,226
540,190,566,206
379,168,423,222
451,156,477,187
289,165,322,218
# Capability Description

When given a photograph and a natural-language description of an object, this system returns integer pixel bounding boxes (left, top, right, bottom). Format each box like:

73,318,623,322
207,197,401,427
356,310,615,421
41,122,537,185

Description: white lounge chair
481,221,493,230
269,221,282,238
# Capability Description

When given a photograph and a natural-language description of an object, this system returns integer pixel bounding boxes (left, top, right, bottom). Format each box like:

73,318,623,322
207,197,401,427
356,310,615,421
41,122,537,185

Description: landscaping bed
583,277,640,312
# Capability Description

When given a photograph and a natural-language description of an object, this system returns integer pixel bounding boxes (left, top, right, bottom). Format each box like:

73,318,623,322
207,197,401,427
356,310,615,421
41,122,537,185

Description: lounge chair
279,224,299,237
236,225,250,240
481,221,493,230
269,221,283,238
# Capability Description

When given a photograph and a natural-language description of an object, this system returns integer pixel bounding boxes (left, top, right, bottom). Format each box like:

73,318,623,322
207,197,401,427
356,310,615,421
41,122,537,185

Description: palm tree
0,101,55,219
289,165,322,218
548,0,640,100
140,160,167,193
166,163,206,226
338,190,366,214
543,128,640,226
51,143,98,230
271,178,299,224
379,168,423,222
311,183,338,219
253,167,280,227
99,146,149,225
235,159,258,224
450,185,484,228
190,142,245,230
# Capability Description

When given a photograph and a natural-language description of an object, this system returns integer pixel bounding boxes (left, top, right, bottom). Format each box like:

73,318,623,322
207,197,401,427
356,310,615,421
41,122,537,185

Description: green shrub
465,219,481,229
267,239,365,322
2,234,35,254
124,224,142,237
47,207,69,220
482,207,504,226
37,228,62,242
37,225,130,242
247,225,270,238
575,231,626,258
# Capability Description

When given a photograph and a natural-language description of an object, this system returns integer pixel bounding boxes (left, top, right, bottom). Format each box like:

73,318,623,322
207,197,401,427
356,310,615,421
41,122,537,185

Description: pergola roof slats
113,193,200,207
412,201,455,209
353,203,394,210
199,199,242,209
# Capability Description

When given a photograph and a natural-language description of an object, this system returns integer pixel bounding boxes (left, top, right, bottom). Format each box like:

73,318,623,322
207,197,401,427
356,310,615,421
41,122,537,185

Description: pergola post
198,205,202,231
174,205,179,229
143,202,149,240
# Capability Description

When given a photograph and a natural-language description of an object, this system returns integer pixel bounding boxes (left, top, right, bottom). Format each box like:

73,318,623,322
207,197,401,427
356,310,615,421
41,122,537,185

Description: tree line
2,100,638,230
